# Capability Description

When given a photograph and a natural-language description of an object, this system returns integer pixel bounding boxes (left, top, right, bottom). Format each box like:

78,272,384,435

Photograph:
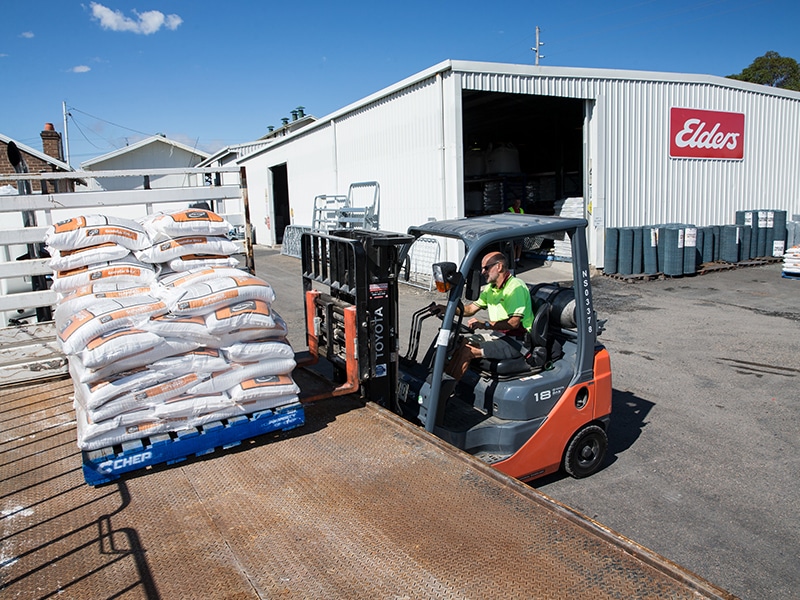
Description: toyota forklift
301,213,612,482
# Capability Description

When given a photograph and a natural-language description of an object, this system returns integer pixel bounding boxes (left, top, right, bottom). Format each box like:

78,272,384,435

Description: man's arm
435,301,482,318
489,314,522,331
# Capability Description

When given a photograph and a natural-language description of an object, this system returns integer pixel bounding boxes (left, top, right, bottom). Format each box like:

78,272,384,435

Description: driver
438,251,534,380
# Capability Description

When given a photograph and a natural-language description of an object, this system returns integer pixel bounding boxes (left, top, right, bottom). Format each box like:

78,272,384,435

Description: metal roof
237,58,800,164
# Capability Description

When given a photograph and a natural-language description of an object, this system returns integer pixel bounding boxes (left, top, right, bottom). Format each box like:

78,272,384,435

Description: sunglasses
481,261,501,272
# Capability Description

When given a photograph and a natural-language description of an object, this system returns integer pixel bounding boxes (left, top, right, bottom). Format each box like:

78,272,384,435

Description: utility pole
531,26,545,66
62,101,71,168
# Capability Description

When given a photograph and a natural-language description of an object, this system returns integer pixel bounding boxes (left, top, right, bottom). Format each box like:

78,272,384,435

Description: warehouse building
237,59,800,267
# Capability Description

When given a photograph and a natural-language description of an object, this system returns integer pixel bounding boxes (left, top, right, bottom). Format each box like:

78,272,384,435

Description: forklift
300,213,612,482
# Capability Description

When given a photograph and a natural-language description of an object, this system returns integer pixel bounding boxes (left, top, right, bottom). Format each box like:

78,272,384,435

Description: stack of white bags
551,197,583,260
46,209,300,451
783,245,800,276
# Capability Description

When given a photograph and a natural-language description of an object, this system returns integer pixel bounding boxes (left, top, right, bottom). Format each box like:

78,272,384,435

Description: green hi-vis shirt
475,275,534,330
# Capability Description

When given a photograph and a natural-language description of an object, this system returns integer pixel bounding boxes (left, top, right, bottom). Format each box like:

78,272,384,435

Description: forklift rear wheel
564,425,607,478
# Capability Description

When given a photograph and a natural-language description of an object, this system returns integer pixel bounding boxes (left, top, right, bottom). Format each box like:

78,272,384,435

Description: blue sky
3,1,798,166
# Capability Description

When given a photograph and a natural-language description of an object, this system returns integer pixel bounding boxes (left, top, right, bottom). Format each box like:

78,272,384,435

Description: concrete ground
254,246,799,600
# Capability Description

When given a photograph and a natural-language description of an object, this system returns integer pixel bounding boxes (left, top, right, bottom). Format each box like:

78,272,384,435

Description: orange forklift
301,213,612,482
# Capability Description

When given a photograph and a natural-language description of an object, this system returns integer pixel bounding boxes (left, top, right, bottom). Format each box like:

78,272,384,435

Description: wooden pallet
603,256,784,283
601,271,663,283
82,403,305,486
695,261,737,275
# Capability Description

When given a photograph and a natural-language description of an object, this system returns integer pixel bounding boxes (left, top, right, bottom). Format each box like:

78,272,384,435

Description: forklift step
81,403,305,486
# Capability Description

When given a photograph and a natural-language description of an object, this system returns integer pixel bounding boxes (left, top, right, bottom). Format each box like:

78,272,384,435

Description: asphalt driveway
256,246,799,600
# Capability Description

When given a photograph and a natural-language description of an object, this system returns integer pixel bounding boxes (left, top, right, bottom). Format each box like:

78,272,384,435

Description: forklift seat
474,304,552,377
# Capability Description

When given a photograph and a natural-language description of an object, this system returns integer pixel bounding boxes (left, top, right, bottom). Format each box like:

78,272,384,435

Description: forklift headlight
432,262,459,293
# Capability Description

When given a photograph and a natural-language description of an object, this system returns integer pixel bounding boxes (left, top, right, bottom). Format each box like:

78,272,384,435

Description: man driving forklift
437,251,534,380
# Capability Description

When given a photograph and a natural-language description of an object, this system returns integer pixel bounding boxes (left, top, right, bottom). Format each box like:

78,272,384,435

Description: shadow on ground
532,388,653,487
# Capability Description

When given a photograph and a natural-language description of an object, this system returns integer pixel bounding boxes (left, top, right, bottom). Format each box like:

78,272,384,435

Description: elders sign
670,107,745,160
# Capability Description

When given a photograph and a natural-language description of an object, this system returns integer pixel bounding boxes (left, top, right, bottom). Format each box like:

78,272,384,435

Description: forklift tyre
563,424,608,479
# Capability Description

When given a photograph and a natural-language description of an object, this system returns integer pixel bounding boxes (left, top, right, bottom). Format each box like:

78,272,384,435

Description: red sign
670,107,745,160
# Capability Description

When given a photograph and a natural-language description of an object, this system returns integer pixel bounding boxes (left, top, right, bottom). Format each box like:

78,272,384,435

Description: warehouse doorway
270,163,290,245
461,91,585,218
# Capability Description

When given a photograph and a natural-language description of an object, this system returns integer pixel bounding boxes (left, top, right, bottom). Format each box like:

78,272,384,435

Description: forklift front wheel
564,424,608,478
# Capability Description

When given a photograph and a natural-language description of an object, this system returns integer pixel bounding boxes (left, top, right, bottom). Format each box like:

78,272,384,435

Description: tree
727,51,800,91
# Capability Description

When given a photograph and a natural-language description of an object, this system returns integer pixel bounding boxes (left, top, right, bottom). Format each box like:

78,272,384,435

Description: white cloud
20,31,34,39
70,65,91,73
90,2,182,35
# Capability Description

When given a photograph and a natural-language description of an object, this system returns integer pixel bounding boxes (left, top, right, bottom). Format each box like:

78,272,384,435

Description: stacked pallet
783,246,800,278
47,210,299,452
604,211,790,278
551,197,583,259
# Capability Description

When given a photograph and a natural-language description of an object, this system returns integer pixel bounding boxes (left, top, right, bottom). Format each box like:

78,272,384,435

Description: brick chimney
41,123,64,161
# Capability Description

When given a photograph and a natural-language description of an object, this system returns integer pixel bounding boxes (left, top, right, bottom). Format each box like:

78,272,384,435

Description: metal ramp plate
2,377,734,599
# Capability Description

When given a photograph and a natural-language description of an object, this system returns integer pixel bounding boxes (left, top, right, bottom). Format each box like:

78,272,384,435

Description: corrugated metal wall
597,78,800,230
331,76,447,233
244,75,449,243
460,67,800,231
244,61,800,263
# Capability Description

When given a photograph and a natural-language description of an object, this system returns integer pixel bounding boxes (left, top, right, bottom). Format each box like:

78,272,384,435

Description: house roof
236,58,800,164
81,134,210,168
198,139,274,167
0,132,72,171
197,115,317,168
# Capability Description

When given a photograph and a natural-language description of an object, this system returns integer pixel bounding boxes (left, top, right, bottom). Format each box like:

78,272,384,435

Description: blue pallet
82,403,305,486
781,271,800,280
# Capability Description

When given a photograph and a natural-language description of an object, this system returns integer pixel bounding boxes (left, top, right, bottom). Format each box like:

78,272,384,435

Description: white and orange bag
135,235,239,264
168,254,240,272
139,209,231,242
71,365,172,410
56,282,156,315
49,242,130,271
78,328,165,369
45,215,149,250
84,372,206,422
187,358,297,395
68,337,198,384
149,347,229,377
168,274,276,315
205,299,276,335
52,259,156,293
56,295,168,355
228,373,300,404
221,338,294,362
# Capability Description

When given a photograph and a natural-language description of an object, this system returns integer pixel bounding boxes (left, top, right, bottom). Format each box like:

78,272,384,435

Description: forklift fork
298,289,360,403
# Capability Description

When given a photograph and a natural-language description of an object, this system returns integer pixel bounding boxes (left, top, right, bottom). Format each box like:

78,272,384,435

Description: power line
66,105,153,137
67,114,106,151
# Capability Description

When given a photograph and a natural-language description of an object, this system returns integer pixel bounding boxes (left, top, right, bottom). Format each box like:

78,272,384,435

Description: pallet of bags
45,210,304,473
782,245,800,279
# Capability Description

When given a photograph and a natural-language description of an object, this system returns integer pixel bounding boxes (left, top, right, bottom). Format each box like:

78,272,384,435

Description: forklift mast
301,228,413,409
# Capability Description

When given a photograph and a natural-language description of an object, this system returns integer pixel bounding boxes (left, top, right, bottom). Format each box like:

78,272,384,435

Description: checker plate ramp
2,377,736,599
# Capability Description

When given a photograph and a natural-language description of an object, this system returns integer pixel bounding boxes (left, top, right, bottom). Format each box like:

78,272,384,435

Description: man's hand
430,303,446,316
467,317,490,331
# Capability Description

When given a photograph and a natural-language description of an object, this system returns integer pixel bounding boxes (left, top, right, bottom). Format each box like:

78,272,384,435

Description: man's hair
482,251,508,269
